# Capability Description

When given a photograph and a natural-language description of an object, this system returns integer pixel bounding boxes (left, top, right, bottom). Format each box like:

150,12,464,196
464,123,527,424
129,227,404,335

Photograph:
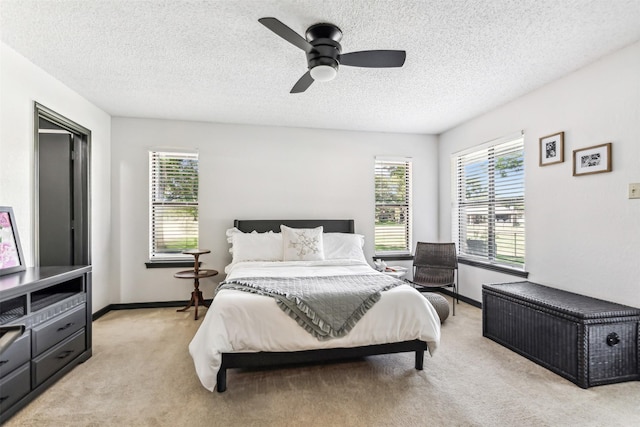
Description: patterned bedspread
217,274,403,340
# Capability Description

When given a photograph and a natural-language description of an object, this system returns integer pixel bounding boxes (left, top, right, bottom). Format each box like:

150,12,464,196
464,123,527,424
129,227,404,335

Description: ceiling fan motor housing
305,23,343,73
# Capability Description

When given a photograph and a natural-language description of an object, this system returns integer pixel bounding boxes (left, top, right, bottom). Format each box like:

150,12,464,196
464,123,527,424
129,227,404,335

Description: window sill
145,261,200,269
458,257,529,278
373,254,414,261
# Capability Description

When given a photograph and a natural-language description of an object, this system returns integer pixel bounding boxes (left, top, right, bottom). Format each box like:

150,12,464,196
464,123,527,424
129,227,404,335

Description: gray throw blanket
217,274,403,340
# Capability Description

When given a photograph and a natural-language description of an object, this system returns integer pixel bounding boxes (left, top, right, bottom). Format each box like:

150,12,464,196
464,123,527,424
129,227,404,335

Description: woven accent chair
411,242,459,315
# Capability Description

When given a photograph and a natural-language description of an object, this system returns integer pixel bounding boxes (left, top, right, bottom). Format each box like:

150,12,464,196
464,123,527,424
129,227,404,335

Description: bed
189,219,441,392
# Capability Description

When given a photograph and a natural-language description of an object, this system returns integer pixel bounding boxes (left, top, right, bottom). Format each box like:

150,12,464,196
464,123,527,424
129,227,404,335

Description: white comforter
189,260,441,391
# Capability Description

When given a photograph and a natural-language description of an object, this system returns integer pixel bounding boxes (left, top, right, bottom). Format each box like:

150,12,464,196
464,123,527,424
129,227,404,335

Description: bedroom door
35,104,91,266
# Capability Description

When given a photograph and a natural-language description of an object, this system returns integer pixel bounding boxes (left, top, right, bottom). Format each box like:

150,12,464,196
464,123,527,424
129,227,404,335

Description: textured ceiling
1,0,640,134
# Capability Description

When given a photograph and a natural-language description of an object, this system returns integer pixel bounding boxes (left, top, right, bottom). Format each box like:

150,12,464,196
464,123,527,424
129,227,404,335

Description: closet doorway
34,103,91,266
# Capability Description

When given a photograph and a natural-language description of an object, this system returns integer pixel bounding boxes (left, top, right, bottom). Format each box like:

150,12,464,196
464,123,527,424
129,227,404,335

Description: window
452,134,525,269
149,150,199,261
375,157,412,255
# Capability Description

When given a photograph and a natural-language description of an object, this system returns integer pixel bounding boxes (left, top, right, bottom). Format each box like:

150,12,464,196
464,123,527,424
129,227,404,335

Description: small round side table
174,249,218,320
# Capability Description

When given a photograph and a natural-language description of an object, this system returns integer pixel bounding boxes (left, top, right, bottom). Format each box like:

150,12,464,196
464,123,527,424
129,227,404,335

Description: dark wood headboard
234,219,354,234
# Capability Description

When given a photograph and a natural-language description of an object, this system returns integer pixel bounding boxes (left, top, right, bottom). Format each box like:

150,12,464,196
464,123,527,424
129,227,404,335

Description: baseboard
92,305,113,320
92,300,213,321
438,289,482,308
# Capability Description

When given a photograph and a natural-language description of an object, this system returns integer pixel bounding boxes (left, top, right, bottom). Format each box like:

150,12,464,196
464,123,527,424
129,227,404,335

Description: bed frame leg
216,367,227,392
415,350,424,370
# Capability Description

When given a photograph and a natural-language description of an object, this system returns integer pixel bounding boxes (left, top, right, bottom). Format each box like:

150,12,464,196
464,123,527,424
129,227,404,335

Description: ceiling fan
258,17,406,93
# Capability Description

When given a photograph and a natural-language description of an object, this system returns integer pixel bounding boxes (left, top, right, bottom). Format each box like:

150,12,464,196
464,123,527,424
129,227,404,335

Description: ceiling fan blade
259,17,313,53
339,50,406,68
290,71,314,93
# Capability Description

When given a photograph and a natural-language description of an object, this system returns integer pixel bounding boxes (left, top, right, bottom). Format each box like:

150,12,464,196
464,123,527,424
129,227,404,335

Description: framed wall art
573,143,612,176
539,131,564,166
0,206,26,276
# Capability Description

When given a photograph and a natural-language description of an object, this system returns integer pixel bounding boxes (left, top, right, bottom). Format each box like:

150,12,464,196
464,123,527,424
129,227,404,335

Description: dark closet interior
36,107,90,267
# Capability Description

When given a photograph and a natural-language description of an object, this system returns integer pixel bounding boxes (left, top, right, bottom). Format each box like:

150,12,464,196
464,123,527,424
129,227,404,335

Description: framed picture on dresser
0,206,26,276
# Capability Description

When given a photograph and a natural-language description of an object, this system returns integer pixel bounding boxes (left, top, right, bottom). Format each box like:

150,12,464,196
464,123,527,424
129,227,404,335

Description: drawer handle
57,322,74,332
606,332,620,347
0,360,8,366
56,350,75,360
0,396,8,403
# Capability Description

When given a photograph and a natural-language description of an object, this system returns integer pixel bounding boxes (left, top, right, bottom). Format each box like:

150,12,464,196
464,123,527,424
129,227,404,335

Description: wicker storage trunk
482,281,640,388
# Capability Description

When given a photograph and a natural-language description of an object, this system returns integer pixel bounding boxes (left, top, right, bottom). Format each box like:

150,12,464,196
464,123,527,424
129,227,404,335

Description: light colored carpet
5,301,639,426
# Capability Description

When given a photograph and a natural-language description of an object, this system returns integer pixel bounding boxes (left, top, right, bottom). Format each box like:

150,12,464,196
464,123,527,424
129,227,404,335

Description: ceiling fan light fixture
259,17,406,93
310,64,337,82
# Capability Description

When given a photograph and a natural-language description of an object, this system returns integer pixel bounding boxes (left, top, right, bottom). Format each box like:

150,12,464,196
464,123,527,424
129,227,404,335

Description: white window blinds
453,135,525,268
149,151,199,260
375,157,412,255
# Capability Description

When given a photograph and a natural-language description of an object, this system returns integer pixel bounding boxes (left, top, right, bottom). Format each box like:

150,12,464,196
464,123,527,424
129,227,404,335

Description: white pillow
225,227,283,262
323,233,367,263
281,225,324,261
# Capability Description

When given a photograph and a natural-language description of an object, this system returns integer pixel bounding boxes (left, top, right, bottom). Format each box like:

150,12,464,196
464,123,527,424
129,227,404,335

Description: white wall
0,42,114,312
111,118,438,303
6,35,637,311
438,41,640,306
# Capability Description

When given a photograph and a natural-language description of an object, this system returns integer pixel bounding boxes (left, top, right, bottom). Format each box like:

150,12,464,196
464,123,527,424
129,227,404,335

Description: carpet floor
5,300,639,426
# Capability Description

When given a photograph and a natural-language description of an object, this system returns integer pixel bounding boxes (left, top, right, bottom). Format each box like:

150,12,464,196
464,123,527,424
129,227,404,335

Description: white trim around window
452,132,525,270
149,150,199,261
374,156,412,256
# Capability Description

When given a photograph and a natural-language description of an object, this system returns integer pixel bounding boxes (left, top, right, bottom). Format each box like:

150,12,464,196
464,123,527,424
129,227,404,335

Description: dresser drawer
32,305,86,356
32,329,85,388
0,363,30,414
0,330,31,378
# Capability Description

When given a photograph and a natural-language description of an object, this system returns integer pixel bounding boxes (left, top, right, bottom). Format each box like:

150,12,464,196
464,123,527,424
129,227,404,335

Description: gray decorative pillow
281,225,325,261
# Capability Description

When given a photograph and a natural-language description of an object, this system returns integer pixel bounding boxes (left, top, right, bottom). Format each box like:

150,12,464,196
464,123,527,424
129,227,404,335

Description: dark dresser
482,281,640,388
0,266,92,422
